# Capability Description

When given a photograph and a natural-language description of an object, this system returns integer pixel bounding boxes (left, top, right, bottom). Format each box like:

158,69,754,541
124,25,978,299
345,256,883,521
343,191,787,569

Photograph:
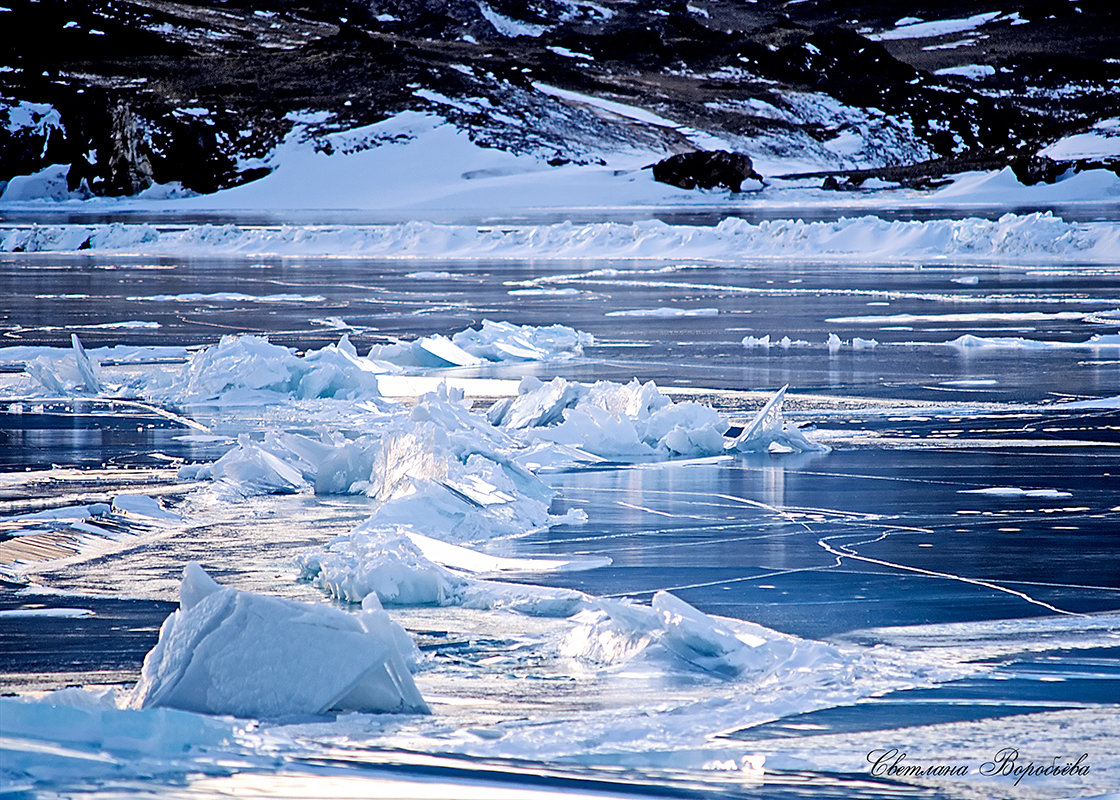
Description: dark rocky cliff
1,0,1117,196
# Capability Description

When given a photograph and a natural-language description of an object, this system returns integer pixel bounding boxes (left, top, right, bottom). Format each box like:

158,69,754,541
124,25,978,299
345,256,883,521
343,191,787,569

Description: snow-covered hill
1,0,1118,206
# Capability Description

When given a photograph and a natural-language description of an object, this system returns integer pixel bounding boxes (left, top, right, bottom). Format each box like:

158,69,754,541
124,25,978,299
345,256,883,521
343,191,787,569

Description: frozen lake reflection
1,243,1119,799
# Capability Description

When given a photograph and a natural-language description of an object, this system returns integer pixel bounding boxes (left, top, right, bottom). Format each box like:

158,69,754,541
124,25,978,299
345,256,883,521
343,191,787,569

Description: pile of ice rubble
5,321,839,724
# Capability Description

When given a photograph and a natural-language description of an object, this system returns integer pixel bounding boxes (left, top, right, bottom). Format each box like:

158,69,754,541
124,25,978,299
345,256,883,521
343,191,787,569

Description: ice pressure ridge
3,213,1120,263
15,321,590,402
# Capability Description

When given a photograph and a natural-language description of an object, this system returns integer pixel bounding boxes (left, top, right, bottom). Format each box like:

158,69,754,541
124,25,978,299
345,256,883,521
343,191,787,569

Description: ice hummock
129,564,428,718
183,383,576,540
561,591,844,680
297,525,591,617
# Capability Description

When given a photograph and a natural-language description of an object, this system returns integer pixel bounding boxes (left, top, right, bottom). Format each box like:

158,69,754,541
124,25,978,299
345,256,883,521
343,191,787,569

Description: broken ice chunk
129,564,428,718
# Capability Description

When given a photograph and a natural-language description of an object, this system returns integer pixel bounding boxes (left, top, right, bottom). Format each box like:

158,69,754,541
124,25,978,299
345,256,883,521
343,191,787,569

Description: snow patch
869,12,1001,41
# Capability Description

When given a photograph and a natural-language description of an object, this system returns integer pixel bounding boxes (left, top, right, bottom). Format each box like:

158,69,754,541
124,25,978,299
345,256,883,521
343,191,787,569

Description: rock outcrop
648,151,764,192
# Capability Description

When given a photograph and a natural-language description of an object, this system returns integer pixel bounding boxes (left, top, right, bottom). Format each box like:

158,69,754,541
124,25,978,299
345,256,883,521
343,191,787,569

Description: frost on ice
130,564,429,718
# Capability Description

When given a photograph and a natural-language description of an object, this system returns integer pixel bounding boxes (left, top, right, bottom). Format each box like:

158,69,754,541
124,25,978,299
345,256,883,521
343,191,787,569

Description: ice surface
4,213,1120,264
605,307,719,318
137,291,326,303
129,564,429,717
0,694,245,788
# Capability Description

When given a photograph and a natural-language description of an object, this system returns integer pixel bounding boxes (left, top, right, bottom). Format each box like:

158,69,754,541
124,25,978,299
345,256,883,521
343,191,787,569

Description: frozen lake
2,225,1119,799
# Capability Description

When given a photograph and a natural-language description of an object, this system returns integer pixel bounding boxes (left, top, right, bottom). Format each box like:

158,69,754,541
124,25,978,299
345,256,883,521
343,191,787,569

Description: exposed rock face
1010,153,1120,186
106,102,155,196
648,151,764,192
0,0,1117,198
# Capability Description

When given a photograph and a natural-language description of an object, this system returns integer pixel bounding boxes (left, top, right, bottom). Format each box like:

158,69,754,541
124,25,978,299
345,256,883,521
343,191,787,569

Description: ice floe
959,487,1073,498
945,333,1120,350
129,564,428,718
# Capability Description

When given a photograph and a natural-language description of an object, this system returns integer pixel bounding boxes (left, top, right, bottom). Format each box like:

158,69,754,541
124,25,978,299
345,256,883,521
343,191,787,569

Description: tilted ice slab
129,564,428,718
3,213,1119,264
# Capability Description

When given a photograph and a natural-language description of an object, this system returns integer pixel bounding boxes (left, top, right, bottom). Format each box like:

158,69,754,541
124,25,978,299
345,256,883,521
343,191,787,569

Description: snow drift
129,564,428,718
